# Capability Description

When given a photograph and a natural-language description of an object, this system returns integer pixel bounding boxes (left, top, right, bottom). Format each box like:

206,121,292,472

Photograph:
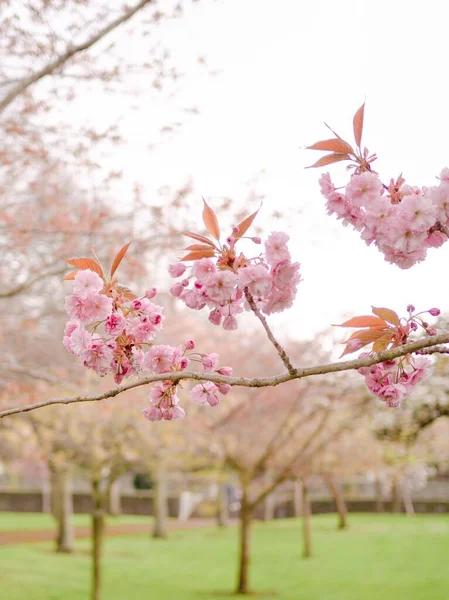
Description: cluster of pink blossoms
319,168,449,269
168,231,302,330
63,268,232,420
358,355,431,408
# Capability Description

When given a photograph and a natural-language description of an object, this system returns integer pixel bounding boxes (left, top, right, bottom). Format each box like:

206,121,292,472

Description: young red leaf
202,198,220,241
116,284,137,300
337,316,388,329
346,328,386,343
66,258,104,278
371,306,400,327
372,332,394,353
234,205,261,239
353,103,365,148
306,153,350,169
340,328,386,357
64,270,79,281
182,231,216,247
184,244,215,252
180,249,216,261
110,241,131,278
306,139,354,155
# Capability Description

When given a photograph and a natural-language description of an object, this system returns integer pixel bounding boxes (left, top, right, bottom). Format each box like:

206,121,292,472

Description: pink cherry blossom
104,311,126,336
72,270,104,297
190,382,221,407
265,232,291,266
345,172,383,207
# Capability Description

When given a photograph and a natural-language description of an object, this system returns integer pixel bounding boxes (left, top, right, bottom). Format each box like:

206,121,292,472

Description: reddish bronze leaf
340,328,386,357
372,332,394,353
306,153,350,169
184,244,215,251
110,241,131,278
202,198,220,241
353,103,365,148
371,306,400,327
117,284,137,300
64,270,79,280
347,328,386,343
66,258,104,278
234,206,261,239
182,231,216,247
338,316,388,328
180,249,216,261
306,138,354,155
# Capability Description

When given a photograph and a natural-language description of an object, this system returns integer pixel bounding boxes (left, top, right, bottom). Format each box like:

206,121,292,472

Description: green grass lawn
1,514,449,599
0,511,150,531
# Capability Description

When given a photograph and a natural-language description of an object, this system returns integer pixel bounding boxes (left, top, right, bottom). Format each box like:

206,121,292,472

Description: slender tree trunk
375,475,385,513
153,464,167,539
236,488,252,595
302,480,312,559
216,481,229,527
402,484,415,516
262,473,275,521
50,468,74,553
293,480,303,517
391,477,402,514
326,476,348,530
91,479,105,600
108,480,122,516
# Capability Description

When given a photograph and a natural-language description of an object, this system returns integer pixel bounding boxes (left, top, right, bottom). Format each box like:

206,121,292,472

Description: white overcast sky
70,0,449,342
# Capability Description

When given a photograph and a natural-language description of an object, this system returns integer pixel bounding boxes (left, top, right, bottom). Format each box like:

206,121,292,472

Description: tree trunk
293,480,303,517
375,475,385,513
216,481,229,527
402,484,415,516
50,468,74,553
108,480,122,516
326,476,348,530
262,473,275,521
91,479,105,600
153,464,167,539
391,477,402,513
302,480,312,559
236,488,252,595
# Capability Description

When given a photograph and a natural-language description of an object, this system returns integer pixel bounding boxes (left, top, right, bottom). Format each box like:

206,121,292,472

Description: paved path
0,518,219,546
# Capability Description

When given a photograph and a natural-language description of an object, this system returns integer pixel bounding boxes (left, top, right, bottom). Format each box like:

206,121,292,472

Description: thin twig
0,0,154,115
244,288,296,375
2,332,449,419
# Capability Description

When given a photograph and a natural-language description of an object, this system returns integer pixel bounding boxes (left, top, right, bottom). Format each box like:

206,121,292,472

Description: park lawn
1,514,449,600
0,511,151,531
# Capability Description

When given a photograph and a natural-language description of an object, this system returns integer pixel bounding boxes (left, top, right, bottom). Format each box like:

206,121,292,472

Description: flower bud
429,308,441,317
168,263,186,278
185,340,195,350
407,304,415,313
145,288,157,299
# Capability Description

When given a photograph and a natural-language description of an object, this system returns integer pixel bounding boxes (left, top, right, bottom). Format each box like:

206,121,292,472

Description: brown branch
0,266,67,299
0,0,154,115
2,332,449,419
244,288,295,375
2,364,57,383
416,345,449,355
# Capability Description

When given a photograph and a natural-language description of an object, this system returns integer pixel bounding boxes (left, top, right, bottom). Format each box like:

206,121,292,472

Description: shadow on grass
204,590,278,598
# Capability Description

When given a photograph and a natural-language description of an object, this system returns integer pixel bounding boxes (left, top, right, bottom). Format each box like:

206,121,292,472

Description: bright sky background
70,0,449,345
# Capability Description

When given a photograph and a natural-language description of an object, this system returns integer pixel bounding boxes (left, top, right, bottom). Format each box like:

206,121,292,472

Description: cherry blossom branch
416,345,449,355
0,266,66,299
2,364,57,384
244,288,296,375
0,0,154,115
2,332,449,419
